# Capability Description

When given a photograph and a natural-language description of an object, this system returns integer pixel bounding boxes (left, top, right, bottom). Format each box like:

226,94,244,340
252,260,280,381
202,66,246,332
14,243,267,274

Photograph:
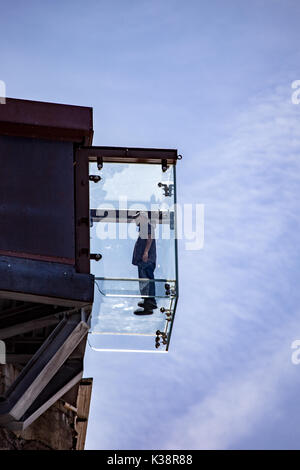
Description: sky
2,0,300,450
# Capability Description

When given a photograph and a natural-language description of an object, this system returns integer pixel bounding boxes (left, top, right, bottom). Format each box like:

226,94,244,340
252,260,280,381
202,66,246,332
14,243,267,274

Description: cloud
165,315,300,449
161,83,300,449
84,82,300,450
86,83,300,450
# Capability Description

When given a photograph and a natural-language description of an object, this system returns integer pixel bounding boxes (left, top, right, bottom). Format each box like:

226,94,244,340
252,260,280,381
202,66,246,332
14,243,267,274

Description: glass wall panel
88,161,178,352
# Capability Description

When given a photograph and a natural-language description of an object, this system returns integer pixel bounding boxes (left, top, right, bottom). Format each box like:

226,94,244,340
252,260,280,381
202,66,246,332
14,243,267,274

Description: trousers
137,261,157,306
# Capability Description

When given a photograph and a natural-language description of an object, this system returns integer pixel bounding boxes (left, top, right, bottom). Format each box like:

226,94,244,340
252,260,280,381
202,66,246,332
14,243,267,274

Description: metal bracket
89,175,101,183
165,283,176,296
90,253,102,261
162,159,168,172
158,182,174,197
155,330,168,349
160,307,173,322
90,209,174,229
97,156,103,170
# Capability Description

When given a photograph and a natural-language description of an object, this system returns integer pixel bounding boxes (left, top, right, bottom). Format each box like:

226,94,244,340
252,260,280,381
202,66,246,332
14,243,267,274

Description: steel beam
0,311,89,426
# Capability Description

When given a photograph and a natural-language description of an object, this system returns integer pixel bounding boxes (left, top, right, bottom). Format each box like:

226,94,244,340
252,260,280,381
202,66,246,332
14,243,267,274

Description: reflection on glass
89,162,178,352
95,278,176,298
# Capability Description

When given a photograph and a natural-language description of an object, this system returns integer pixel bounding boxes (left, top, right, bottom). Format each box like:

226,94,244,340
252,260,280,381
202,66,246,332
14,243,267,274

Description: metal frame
79,145,178,165
0,97,95,433
87,149,180,352
166,164,179,351
90,209,175,227
74,146,92,274
0,303,74,341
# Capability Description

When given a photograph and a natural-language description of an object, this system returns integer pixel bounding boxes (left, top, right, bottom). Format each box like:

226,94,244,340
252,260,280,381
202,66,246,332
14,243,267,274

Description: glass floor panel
88,332,169,353
89,282,177,352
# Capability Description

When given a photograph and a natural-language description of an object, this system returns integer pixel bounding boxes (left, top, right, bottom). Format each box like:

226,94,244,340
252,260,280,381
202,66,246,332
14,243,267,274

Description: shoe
144,302,157,310
134,307,153,316
138,300,157,309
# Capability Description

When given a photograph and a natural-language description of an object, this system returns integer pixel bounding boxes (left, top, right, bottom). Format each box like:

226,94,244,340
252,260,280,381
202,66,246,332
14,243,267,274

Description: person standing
132,212,157,315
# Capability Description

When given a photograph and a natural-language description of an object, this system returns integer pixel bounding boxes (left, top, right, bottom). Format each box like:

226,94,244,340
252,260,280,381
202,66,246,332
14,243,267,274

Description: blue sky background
2,0,300,449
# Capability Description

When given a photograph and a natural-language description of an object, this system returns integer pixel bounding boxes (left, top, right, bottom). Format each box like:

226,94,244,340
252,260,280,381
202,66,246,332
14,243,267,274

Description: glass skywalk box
86,147,180,352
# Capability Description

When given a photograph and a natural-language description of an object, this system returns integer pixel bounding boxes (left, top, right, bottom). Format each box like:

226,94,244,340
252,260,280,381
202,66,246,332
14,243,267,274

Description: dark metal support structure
90,209,175,228
0,256,94,307
78,145,178,165
0,98,94,433
0,310,90,429
74,147,92,274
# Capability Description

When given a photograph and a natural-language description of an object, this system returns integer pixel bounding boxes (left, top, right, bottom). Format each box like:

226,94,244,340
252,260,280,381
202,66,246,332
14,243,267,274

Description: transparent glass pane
89,161,178,352
89,163,177,281
89,289,176,352
88,334,168,354
95,278,176,298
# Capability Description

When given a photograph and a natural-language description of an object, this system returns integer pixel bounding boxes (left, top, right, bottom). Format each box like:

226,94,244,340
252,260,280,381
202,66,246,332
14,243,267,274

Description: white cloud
165,316,300,449
85,83,300,450
161,84,300,449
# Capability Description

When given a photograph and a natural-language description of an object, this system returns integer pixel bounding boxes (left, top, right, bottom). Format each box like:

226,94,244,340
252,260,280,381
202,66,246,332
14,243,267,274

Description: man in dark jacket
132,212,157,315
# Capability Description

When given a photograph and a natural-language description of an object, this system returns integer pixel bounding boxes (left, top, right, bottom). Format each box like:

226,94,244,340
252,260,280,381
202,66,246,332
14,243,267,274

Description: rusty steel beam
79,145,178,165
74,147,91,274
0,98,93,145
